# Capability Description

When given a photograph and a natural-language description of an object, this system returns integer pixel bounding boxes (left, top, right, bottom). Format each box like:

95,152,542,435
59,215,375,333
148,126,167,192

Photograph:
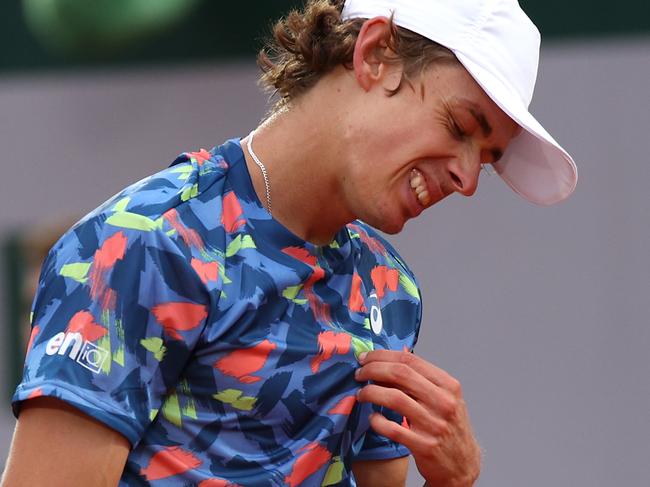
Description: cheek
349,115,446,176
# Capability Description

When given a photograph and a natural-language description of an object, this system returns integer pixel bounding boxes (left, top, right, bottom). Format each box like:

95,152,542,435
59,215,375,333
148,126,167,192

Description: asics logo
368,292,383,335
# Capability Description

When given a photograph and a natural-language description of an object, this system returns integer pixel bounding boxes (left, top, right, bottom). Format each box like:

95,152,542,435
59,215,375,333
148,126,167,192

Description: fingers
355,351,481,485
366,411,420,448
357,383,451,433
355,360,458,418
355,358,433,398
364,410,448,460
359,350,461,396
358,349,462,394
357,383,428,419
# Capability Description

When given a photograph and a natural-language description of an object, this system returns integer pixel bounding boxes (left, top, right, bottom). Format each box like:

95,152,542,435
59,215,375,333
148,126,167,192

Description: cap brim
454,52,578,206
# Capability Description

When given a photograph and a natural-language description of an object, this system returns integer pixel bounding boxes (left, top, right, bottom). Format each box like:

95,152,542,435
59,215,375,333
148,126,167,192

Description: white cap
342,0,578,205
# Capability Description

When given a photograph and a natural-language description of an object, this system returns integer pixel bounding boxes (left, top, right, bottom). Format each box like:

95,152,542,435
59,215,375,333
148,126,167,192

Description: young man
2,0,576,486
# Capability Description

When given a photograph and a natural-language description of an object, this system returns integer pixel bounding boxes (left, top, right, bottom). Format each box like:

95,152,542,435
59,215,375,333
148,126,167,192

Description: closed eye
448,116,466,141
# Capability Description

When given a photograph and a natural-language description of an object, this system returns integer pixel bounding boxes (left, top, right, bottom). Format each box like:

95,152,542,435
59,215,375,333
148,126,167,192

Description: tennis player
2,0,577,486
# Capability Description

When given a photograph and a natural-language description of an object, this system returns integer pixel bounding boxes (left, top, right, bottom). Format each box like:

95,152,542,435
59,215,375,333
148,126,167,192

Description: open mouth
409,168,431,207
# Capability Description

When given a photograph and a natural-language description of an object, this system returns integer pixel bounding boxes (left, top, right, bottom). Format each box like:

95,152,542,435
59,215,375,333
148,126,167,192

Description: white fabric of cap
342,0,578,205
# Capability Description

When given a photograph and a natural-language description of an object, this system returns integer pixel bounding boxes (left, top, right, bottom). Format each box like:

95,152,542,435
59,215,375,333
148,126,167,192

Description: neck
242,76,355,245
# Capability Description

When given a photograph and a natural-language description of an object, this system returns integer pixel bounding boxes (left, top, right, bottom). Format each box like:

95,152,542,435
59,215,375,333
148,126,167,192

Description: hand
355,350,481,487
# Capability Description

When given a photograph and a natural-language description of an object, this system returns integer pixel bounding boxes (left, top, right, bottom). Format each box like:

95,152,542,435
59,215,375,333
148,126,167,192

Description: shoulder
86,143,232,228
65,141,242,246
345,223,422,353
346,221,418,283
43,141,246,295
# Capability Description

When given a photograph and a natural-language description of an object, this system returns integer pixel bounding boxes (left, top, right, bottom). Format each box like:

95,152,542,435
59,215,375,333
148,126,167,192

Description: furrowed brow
466,103,506,162
458,99,506,163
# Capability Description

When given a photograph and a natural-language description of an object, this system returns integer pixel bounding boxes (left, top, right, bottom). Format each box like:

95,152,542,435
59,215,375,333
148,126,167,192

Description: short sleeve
353,406,411,461
12,215,213,447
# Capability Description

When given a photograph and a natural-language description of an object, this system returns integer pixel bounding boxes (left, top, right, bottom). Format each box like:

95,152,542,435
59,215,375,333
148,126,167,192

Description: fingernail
358,352,367,363
354,368,361,379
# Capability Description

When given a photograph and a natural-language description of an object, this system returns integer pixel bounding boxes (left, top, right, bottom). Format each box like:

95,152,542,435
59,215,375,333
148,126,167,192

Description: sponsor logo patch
368,292,383,335
45,332,109,374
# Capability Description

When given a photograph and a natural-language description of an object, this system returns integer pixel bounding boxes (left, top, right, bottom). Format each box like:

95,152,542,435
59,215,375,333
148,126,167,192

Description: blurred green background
1,0,649,73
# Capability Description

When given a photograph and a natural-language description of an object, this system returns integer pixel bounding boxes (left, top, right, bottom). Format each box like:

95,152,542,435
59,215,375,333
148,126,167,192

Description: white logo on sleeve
369,292,383,335
45,332,109,374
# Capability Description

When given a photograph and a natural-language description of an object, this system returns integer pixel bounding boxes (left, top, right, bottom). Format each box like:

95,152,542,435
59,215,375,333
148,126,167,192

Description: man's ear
352,17,402,92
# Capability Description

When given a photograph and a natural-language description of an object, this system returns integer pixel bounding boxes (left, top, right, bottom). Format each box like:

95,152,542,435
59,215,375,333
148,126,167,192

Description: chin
356,199,409,234
368,215,407,235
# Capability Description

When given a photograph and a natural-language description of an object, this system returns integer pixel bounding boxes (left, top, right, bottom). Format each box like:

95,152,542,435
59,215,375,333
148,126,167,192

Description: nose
447,154,481,197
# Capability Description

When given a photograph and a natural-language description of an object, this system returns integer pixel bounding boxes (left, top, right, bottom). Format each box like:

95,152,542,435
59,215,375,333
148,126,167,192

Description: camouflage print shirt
13,139,422,487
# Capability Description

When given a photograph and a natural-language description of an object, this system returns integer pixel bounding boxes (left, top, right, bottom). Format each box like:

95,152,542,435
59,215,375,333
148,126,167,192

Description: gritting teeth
410,168,431,206
410,174,423,189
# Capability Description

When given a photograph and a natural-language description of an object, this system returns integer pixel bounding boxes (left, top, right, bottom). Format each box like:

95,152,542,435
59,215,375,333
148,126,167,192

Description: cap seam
460,0,491,48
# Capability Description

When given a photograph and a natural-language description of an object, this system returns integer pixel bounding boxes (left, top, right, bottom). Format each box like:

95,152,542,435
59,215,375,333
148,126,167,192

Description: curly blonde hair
258,0,459,110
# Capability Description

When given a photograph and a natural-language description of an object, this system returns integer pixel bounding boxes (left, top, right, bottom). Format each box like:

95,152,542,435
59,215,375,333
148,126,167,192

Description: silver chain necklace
246,130,272,215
